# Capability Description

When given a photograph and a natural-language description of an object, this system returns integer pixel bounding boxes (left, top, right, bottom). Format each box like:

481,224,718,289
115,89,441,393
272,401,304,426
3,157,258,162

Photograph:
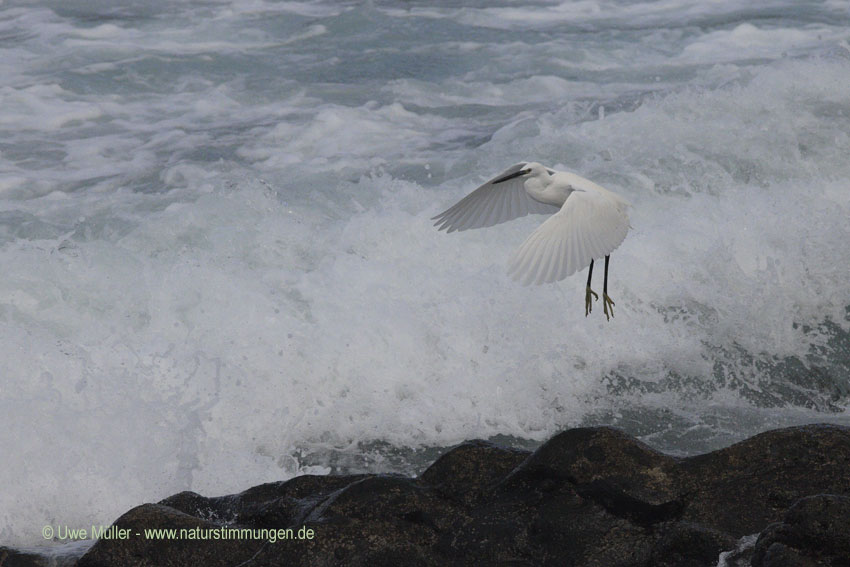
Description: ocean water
1,0,849,550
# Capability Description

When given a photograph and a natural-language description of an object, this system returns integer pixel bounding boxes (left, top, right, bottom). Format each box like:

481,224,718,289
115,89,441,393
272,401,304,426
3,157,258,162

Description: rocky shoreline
3,424,850,566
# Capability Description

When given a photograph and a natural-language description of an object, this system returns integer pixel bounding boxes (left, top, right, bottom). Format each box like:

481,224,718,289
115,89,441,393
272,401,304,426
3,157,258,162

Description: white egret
433,162,630,320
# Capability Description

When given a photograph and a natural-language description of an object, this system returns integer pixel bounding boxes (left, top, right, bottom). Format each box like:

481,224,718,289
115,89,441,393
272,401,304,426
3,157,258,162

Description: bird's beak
492,168,530,184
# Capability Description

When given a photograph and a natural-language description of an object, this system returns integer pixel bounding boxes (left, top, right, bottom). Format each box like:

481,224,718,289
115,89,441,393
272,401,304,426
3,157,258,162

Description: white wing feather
432,163,560,232
507,189,629,285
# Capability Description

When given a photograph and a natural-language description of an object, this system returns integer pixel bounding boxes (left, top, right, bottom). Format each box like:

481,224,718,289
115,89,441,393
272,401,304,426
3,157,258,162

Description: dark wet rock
160,473,368,528
678,424,850,536
76,504,263,567
305,475,459,529
648,521,738,567
499,427,683,531
443,470,654,566
752,494,850,567
0,547,49,567
756,541,819,567
73,423,850,567
0,544,85,567
419,439,530,507
509,427,680,504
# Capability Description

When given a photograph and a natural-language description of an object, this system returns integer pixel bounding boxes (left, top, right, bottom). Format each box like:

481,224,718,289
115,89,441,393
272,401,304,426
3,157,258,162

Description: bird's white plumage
431,163,560,232
433,162,630,286
508,187,629,285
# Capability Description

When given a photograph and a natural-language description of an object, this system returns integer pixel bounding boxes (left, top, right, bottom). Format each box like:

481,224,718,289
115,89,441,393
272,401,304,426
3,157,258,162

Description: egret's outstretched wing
507,189,629,285
432,163,559,232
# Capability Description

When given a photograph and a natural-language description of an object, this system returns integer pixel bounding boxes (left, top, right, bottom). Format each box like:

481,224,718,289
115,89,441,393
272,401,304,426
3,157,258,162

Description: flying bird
433,162,630,320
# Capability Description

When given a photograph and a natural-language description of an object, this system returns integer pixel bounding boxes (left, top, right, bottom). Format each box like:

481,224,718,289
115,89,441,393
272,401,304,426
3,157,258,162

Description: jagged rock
73,424,850,567
752,494,850,567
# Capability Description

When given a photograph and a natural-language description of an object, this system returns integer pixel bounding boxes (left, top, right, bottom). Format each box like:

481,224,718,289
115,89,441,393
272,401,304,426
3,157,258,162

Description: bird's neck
526,174,566,206
524,173,549,195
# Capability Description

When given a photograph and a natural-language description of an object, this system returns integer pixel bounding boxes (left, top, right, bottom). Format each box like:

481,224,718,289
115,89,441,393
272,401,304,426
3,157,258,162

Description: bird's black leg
585,259,598,317
602,255,615,321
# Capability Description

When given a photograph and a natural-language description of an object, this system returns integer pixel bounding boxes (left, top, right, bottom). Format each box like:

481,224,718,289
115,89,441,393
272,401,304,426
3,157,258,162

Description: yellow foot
585,286,599,317
603,293,615,321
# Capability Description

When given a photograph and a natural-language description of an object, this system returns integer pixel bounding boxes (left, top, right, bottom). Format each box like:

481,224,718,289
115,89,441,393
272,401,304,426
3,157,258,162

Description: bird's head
492,162,549,184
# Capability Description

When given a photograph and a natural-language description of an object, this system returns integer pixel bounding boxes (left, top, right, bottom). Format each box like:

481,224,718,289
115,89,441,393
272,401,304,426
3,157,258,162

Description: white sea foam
1,0,849,549
677,23,849,63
